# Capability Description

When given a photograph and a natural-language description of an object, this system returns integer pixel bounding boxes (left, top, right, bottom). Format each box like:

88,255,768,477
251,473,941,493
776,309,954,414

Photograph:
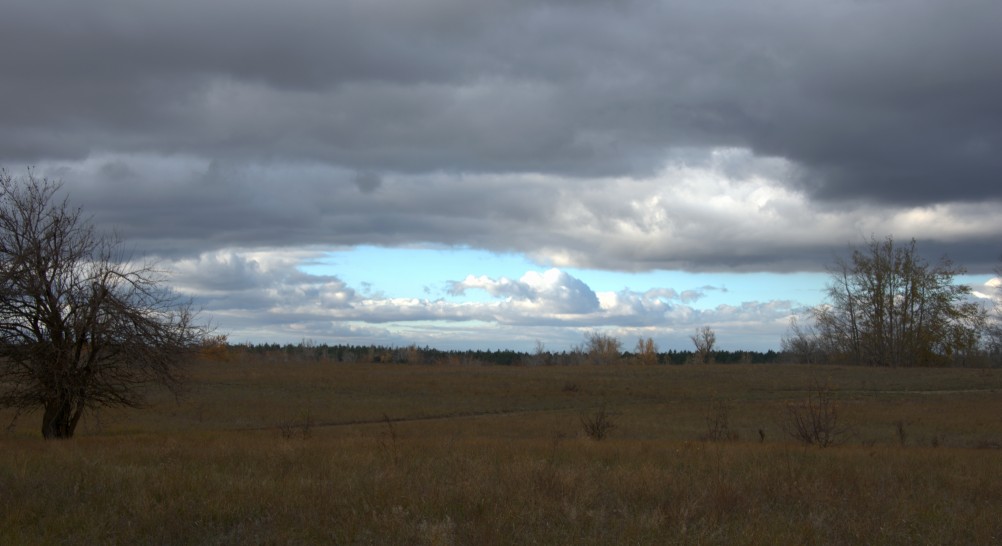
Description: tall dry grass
3,434,1000,544
2,360,1002,544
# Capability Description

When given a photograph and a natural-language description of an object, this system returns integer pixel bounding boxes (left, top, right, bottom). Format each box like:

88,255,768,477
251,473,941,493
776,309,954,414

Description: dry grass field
3,357,1002,544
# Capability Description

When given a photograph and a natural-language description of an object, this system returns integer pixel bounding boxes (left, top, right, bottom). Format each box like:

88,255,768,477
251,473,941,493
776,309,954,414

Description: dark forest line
210,340,784,367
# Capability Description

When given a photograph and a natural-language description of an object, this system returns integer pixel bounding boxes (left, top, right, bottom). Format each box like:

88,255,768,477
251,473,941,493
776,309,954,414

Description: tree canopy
809,236,985,367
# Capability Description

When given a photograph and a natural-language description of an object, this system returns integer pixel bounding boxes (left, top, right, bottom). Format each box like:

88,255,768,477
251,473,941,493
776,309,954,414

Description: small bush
782,380,849,447
278,410,315,440
895,419,909,447
703,398,739,442
580,405,615,440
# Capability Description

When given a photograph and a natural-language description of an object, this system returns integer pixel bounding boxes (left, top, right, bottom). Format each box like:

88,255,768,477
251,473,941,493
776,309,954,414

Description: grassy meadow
2,357,1002,544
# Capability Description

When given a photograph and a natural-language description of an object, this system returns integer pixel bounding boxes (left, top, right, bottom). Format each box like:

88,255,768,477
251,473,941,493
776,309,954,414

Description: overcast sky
2,0,1000,351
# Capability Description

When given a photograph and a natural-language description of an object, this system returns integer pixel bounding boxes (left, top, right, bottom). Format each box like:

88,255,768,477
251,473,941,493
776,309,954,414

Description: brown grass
2,360,1002,544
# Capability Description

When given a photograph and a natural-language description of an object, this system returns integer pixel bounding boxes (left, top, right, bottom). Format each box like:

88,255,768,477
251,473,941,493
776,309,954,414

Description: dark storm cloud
2,0,1001,274
28,152,1002,275
4,0,1000,197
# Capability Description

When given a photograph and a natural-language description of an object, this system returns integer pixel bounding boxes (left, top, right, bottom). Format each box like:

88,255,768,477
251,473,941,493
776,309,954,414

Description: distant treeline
201,341,783,366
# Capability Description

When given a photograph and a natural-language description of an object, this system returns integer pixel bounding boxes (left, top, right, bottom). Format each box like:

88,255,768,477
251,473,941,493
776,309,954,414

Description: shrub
278,410,315,440
782,380,849,447
580,405,615,440
703,398,739,442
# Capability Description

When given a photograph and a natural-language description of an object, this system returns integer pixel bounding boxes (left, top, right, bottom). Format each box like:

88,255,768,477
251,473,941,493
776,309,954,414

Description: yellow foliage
198,335,231,362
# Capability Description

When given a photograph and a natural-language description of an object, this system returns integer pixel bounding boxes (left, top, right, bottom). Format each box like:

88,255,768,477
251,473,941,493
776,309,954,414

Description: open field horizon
3,359,1002,544
6,1,1002,542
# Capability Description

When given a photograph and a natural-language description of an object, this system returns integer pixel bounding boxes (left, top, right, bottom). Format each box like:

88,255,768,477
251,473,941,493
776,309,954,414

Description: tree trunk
41,396,82,439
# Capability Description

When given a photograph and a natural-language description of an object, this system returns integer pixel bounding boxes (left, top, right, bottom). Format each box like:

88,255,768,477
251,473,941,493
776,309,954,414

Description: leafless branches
0,170,208,438
782,380,850,447
690,326,716,364
580,405,615,440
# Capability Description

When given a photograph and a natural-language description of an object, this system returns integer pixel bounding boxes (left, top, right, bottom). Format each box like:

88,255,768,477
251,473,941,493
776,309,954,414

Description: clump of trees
785,236,988,367
0,172,208,438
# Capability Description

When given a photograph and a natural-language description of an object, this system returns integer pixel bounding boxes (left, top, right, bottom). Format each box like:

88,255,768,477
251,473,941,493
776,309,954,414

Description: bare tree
811,236,986,367
0,171,208,439
780,316,826,364
528,339,551,366
781,380,850,447
690,325,716,364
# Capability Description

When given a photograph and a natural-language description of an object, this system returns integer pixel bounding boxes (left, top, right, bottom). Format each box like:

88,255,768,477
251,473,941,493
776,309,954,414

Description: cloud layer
34,151,1002,273
5,1,1001,197
2,0,1000,347
4,0,999,271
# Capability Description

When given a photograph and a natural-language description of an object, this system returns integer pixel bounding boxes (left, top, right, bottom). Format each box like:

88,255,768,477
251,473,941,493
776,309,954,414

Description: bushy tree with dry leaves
583,332,622,365
0,171,208,438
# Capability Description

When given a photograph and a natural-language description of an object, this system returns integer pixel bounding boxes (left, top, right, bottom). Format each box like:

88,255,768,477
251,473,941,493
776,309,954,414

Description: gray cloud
23,151,1002,275
3,1,1000,199
2,0,1001,278
353,172,382,194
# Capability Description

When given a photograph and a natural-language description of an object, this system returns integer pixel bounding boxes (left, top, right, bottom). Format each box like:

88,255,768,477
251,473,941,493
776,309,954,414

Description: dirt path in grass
255,405,585,433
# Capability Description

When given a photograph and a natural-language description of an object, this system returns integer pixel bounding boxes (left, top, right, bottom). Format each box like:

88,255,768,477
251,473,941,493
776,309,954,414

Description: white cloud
449,269,599,315
159,251,802,350
972,277,1001,301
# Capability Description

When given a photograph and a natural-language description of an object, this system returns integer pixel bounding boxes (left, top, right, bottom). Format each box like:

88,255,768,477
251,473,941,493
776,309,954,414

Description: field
3,358,1002,544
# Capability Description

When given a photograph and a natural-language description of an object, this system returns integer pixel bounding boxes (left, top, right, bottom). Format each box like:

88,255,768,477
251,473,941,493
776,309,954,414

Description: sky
2,0,1001,352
